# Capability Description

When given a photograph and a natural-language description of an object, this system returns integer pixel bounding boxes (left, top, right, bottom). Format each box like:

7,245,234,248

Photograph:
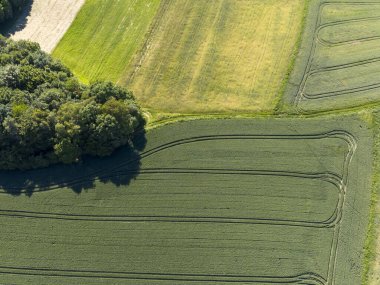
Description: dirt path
10,0,85,53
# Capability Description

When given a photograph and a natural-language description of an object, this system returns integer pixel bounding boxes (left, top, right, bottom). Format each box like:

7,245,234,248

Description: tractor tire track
294,1,380,107
0,130,356,285
0,169,343,228
0,131,355,193
317,16,380,46
0,266,327,284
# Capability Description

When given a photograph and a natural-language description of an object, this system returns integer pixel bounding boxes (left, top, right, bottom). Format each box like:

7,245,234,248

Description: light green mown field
0,117,372,285
52,0,161,83
53,0,305,113
282,0,380,113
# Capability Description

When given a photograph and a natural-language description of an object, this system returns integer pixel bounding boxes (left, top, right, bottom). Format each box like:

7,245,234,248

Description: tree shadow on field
0,131,147,197
0,0,34,36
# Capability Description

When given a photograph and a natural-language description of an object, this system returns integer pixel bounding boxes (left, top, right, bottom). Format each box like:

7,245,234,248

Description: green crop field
0,117,372,285
4,0,380,284
53,0,305,113
282,0,380,113
52,0,161,83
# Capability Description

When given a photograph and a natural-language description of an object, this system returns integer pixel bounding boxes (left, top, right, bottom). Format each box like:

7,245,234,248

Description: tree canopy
0,0,26,24
0,36,146,170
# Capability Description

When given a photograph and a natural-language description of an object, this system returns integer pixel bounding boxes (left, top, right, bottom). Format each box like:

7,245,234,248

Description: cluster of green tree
0,36,146,170
0,0,26,24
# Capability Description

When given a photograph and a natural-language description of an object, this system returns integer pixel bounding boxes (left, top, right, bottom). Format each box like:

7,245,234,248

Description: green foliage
0,0,26,24
0,36,145,170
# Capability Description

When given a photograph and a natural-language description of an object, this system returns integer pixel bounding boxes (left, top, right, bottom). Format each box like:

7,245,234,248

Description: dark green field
283,0,380,112
0,117,372,284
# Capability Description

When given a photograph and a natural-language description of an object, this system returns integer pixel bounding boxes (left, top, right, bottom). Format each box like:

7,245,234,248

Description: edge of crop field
146,112,273,130
145,106,380,285
144,107,372,131
274,0,311,114
278,0,322,113
51,0,89,84
363,112,380,285
282,101,380,118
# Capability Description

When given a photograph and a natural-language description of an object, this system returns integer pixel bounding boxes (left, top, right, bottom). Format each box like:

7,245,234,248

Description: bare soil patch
10,0,84,52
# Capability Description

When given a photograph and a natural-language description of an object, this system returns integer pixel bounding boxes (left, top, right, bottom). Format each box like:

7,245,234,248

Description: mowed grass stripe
52,0,161,83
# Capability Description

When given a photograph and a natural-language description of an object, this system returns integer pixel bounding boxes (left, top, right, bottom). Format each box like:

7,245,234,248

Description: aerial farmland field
0,117,372,285
282,0,380,112
53,0,305,113
1,0,380,284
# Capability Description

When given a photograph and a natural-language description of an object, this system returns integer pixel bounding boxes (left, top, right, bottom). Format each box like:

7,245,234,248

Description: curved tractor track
0,129,358,285
293,1,380,109
0,266,327,284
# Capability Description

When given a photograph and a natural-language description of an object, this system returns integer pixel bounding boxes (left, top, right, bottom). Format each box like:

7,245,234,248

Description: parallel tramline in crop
0,118,371,285
283,0,380,112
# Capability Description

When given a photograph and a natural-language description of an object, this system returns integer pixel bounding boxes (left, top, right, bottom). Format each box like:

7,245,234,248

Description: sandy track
10,0,85,53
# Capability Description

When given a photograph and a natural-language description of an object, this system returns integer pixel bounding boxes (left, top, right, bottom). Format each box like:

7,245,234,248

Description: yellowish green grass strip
275,0,310,114
54,0,305,113
52,0,161,84
129,0,305,113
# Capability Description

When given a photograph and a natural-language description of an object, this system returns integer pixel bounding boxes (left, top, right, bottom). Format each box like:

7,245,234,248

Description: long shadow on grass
0,131,147,196
0,0,33,36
